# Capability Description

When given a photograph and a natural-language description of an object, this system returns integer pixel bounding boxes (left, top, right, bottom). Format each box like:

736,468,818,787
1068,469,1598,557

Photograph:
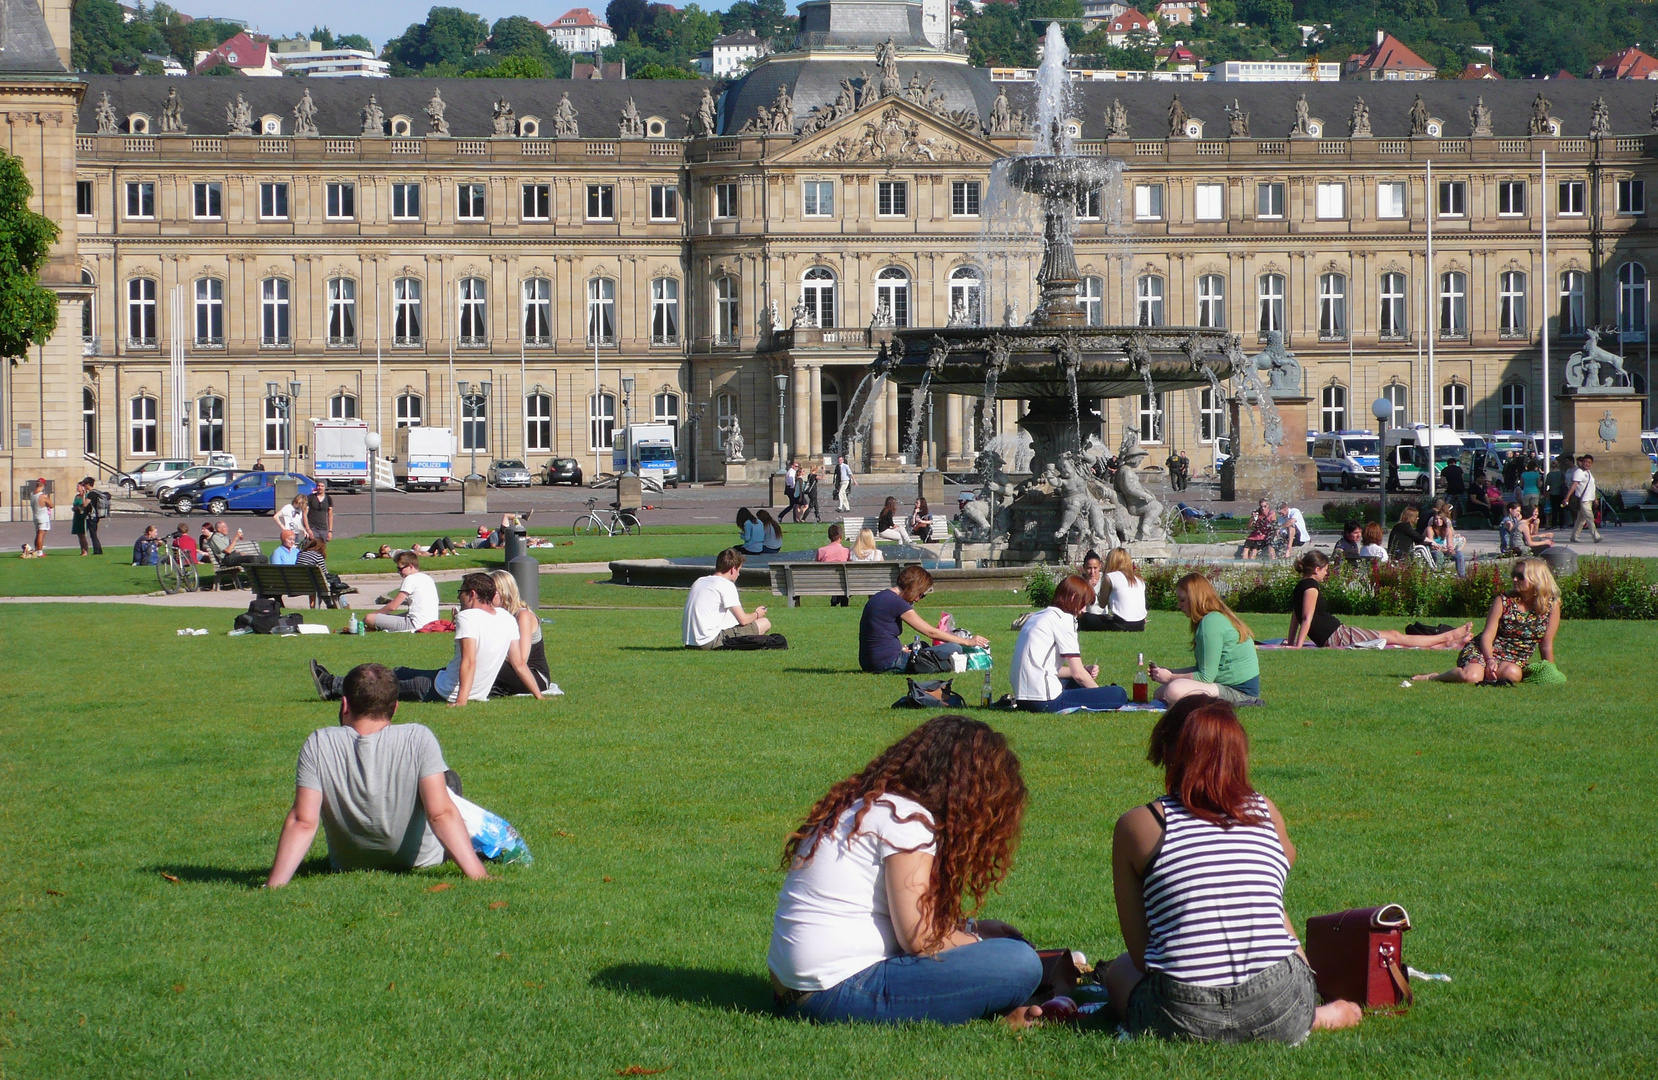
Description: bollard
272,475,299,511
616,474,644,513
918,469,945,508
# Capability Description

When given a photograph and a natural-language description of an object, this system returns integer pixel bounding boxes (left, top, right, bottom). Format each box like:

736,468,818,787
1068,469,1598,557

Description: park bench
1616,489,1658,522
246,563,355,609
207,538,265,591
769,560,917,607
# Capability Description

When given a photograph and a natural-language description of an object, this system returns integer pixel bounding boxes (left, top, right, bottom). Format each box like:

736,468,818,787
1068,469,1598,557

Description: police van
1310,430,1381,490
1383,425,1466,492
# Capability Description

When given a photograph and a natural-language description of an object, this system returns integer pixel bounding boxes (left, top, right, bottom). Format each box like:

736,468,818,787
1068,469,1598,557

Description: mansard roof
723,54,993,135
0,0,68,74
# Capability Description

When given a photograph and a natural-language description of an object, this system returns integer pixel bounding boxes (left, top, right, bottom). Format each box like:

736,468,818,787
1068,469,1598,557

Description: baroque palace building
5,0,1658,512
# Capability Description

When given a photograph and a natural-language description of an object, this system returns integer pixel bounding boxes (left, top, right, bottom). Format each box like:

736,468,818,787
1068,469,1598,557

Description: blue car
191,471,316,515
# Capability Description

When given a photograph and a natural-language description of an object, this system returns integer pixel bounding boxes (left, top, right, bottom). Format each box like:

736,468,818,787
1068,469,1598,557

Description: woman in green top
1149,573,1261,706
1518,459,1543,512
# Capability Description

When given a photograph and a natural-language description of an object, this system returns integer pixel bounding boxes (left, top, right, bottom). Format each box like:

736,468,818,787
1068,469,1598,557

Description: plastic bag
448,793,534,865
962,646,993,671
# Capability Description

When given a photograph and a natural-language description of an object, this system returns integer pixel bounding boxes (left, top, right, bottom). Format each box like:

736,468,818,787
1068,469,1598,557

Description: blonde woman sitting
1148,573,1260,706
487,570,550,699
850,528,884,562
1411,558,1560,686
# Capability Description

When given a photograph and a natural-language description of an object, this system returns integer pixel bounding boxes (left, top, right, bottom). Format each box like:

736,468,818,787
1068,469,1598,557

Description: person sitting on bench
266,662,488,888
817,524,852,607
310,573,528,706
683,548,772,649
365,552,440,633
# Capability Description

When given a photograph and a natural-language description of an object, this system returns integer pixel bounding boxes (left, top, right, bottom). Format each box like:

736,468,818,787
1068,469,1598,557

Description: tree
489,15,551,57
383,6,489,71
337,34,374,52
631,61,700,78
606,0,652,41
0,152,61,364
462,53,553,78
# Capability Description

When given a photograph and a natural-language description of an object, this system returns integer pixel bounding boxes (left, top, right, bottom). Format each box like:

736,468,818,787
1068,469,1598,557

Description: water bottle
349,613,361,635
981,671,994,708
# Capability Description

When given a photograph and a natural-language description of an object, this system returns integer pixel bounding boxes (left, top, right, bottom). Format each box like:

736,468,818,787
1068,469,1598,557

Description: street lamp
774,372,789,472
457,380,491,481
288,380,302,473
266,380,300,475
365,431,382,535
620,375,636,475
1372,396,1393,530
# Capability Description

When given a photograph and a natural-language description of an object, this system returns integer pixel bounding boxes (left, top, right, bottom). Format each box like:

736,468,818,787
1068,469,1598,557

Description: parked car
487,459,533,488
117,459,194,494
154,466,234,501
542,457,584,486
159,470,241,513
188,471,317,515
205,452,238,469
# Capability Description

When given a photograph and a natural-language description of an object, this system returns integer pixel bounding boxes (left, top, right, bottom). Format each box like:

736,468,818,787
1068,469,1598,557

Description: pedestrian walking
802,466,823,523
1567,454,1602,543
834,455,855,512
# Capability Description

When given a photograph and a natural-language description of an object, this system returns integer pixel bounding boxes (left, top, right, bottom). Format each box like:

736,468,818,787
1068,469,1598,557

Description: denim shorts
1125,953,1317,1045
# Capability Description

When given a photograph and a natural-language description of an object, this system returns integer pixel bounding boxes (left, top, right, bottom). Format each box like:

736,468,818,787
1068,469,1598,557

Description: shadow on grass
591,963,776,1016
616,646,689,653
144,858,329,888
780,667,858,675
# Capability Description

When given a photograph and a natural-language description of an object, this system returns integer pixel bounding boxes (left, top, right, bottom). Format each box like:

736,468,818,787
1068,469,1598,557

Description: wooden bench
769,560,917,607
246,563,352,609
1616,489,1658,522
841,516,869,543
207,538,265,590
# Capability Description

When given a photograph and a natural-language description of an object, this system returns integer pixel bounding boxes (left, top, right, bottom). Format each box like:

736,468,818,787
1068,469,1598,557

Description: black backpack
718,632,788,650
234,597,301,634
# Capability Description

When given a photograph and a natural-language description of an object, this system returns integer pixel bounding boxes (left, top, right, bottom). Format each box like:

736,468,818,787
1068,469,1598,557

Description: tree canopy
0,152,61,364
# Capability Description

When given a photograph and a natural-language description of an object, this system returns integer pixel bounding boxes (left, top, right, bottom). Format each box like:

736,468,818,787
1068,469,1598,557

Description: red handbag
1305,904,1413,1010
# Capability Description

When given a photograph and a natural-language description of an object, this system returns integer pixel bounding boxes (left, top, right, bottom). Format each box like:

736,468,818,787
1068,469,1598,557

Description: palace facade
4,0,1658,511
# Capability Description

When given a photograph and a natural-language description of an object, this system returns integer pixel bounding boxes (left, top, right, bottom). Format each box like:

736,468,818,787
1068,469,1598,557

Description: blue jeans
1018,678,1129,712
790,938,1042,1025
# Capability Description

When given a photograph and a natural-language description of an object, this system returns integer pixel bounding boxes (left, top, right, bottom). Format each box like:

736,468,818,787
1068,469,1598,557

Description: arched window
590,391,616,450
129,394,158,455
393,278,422,345
1501,383,1527,431
522,277,552,345
949,266,984,326
1137,393,1164,443
714,276,739,343
395,393,423,428
1257,273,1285,335
1319,384,1347,432
651,278,680,344
717,391,738,454
1618,262,1648,338
261,277,291,346
196,395,225,453
127,278,157,347
329,393,358,420
83,387,97,455
1382,383,1409,428
526,392,553,452
1379,271,1407,340
1196,273,1225,329
1080,276,1104,327
653,391,680,430
875,267,909,328
264,397,287,452
1318,273,1347,340
81,268,96,345
588,277,617,344
327,278,357,346
1198,385,1225,443
457,277,487,345
1499,271,1527,337
801,267,836,328
1441,381,1468,429
1558,270,1586,336
1136,275,1164,327
1438,271,1467,338
194,278,223,346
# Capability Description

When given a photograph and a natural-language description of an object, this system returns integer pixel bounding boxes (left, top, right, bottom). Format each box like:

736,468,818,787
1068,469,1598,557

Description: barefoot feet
1002,1004,1044,1030
1312,999,1363,1031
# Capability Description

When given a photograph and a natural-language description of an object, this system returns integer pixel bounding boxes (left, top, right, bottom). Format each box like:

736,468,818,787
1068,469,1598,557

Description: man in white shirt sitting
311,573,534,706
365,551,441,632
683,548,772,649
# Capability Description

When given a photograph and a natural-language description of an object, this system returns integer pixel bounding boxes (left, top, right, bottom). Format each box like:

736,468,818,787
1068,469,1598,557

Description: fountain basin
1002,155,1121,199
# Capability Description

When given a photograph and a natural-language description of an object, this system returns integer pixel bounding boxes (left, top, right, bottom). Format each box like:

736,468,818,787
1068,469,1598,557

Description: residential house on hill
1344,30,1436,81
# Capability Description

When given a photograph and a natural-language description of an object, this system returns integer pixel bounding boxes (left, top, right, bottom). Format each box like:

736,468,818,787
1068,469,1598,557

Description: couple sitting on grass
767,708,1363,1041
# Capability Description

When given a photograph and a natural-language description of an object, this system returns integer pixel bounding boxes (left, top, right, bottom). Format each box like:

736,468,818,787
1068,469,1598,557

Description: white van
1311,430,1380,490
1383,425,1465,492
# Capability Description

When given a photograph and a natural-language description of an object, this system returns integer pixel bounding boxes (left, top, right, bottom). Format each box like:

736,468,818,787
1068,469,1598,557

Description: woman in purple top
858,566,988,673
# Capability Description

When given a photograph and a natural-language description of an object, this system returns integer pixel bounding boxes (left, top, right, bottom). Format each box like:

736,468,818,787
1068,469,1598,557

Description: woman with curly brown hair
766,715,1044,1026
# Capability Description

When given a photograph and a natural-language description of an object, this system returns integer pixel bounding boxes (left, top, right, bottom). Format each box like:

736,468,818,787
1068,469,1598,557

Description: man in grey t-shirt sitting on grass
266,663,489,887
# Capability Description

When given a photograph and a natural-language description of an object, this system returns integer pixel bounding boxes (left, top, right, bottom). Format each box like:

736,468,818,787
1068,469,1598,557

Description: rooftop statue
426,89,449,137
1349,96,1371,138
1226,98,1249,138
694,87,717,137
1408,94,1430,137
876,38,902,98
361,94,385,137
1590,95,1612,139
1290,93,1312,137
553,93,579,137
160,86,186,134
1529,91,1554,136
1167,93,1189,138
293,89,318,137
1470,96,1492,138
1106,98,1129,138
618,96,643,138
96,92,119,135
227,94,253,136
494,97,517,137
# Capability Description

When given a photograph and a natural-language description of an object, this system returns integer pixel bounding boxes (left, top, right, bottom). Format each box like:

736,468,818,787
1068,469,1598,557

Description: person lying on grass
1411,557,1560,686
766,714,1044,1026
1105,695,1362,1042
1147,573,1260,706
267,662,488,888
1286,551,1473,650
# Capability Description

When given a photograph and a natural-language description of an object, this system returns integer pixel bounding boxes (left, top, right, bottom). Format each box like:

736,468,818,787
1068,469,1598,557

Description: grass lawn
2,591,1654,1079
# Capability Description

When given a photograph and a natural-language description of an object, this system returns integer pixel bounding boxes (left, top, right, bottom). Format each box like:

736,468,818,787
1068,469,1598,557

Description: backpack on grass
893,678,966,709
718,632,788,650
233,598,302,635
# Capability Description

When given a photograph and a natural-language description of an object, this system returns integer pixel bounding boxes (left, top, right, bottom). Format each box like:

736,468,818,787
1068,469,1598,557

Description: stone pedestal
1221,395,1317,502
616,474,644,511
461,476,488,514
769,473,790,508
272,476,299,512
1557,390,1650,491
918,469,945,508
723,461,748,485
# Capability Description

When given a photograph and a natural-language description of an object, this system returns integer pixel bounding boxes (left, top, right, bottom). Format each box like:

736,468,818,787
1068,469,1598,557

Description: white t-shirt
1105,571,1149,622
1283,507,1310,543
399,572,439,630
683,574,740,646
1569,467,1596,503
1011,606,1081,702
433,606,520,702
767,795,937,991
1359,543,1389,561
274,504,305,534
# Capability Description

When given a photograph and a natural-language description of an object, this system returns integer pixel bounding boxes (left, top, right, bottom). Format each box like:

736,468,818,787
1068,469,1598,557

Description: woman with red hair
1010,574,1129,712
767,715,1044,1026
1105,697,1362,1042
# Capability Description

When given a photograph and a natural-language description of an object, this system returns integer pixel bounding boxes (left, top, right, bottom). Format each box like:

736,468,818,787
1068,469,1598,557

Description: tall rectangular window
125,181,154,219
1617,178,1646,215
193,278,223,346
1198,385,1225,443
588,183,615,221
651,277,680,344
802,181,834,217
1197,274,1225,328
1137,393,1164,444
192,182,221,220
127,278,157,346
1500,383,1527,432
877,181,908,217
391,183,421,221
1558,270,1586,335
713,182,737,219
457,278,487,344
1134,183,1164,221
264,397,288,453
650,184,679,220
1318,273,1347,340
1257,274,1285,335
1437,180,1466,218
1256,182,1285,219
393,278,422,344
261,278,291,346
526,393,553,453
327,278,357,345
1315,182,1346,220
1080,276,1103,326
1376,181,1406,219
77,180,94,216
197,396,225,453
325,181,355,220
590,392,616,451
522,278,552,345
1439,271,1468,337
460,394,487,452
951,180,981,217
1194,182,1224,221
1558,180,1585,216
1379,271,1407,339
587,278,616,344
522,183,550,221
259,182,289,220
130,396,158,455
1075,186,1102,220
457,183,486,220
1136,276,1164,326
1499,271,1527,337
1498,181,1526,216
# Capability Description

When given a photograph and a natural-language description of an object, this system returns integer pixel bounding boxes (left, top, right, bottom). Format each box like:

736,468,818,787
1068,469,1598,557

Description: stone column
1221,394,1317,501
791,361,809,465
872,380,889,461
1558,389,1648,491
945,393,963,467
885,381,901,465
807,364,823,461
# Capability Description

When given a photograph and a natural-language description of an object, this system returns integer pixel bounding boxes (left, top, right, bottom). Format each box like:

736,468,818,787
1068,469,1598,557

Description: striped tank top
1141,794,1300,987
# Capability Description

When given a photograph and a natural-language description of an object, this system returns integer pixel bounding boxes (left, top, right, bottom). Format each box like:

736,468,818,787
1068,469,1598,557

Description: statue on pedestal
1113,433,1166,543
160,86,186,133
723,418,745,462
426,89,449,137
293,89,318,137
1248,331,1303,397
1564,327,1632,389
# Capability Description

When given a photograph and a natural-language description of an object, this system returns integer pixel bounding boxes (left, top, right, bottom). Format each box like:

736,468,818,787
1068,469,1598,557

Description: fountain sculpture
868,24,1246,564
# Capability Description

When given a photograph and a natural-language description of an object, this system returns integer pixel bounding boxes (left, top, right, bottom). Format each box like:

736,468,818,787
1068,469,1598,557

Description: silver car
487,459,533,488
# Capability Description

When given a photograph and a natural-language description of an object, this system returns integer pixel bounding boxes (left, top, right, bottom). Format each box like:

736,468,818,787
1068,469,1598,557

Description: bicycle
572,497,641,536
156,538,200,595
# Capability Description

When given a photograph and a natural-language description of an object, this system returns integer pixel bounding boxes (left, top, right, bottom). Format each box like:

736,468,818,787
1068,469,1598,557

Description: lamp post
620,375,636,476
457,380,491,481
774,372,789,472
288,380,302,472
1373,397,1393,530
365,431,381,535
267,380,300,476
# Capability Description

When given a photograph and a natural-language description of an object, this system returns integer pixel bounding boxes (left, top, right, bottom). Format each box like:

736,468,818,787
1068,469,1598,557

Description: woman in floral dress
1411,558,1559,685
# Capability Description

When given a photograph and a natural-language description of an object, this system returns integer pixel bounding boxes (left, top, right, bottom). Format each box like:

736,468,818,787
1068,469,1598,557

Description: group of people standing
22,477,106,558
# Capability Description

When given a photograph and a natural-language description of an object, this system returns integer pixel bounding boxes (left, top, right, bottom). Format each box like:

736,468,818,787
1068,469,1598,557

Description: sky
194,1,739,50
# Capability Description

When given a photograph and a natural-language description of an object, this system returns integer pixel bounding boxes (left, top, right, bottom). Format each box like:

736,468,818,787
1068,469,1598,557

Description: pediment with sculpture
770,98,998,167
